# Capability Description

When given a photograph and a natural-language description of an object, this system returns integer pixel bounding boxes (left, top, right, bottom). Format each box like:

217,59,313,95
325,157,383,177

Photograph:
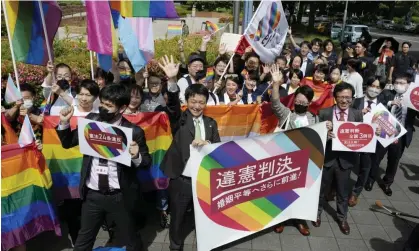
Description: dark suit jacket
377,89,418,148
161,109,221,179
56,114,152,212
352,95,386,110
304,59,315,77
319,106,363,169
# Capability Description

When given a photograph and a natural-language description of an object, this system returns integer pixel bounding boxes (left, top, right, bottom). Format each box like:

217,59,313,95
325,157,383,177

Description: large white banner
187,123,327,251
244,0,289,63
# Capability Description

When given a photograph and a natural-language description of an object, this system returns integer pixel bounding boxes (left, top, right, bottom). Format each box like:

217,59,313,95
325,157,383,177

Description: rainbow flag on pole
3,1,62,66
109,0,178,18
167,24,182,36
206,21,219,32
85,0,118,55
1,143,61,251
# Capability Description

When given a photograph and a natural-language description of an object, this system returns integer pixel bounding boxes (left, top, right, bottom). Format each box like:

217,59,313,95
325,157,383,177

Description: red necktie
339,111,345,121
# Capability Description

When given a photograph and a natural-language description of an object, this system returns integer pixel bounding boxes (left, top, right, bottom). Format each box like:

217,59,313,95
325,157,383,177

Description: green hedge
1,35,220,84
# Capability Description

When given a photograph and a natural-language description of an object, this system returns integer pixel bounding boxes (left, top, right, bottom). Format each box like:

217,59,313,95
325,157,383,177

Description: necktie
195,119,202,140
339,111,346,121
98,158,109,192
394,96,403,123
367,100,373,108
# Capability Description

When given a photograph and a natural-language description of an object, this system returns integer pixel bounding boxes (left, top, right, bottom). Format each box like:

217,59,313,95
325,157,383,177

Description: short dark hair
99,83,130,107
20,83,36,97
333,82,355,98
225,75,241,87
95,67,114,83
245,52,260,62
55,63,72,74
356,41,368,49
77,79,100,97
129,84,144,99
395,72,412,83
329,65,341,75
195,70,207,81
402,41,412,48
181,19,186,24
323,39,334,50
347,59,360,72
294,85,314,102
275,55,287,63
118,59,135,73
366,77,386,90
311,38,322,47
185,84,209,103
300,41,311,49
246,70,260,82
290,69,304,81
315,64,329,75
213,55,229,69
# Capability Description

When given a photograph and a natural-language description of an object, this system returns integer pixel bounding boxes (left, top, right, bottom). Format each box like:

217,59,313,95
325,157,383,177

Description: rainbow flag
4,75,22,104
109,0,178,18
1,143,61,251
42,113,172,199
167,24,182,36
4,1,62,66
1,113,18,145
85,0,118,55
205,67,215,83
206,21,219,32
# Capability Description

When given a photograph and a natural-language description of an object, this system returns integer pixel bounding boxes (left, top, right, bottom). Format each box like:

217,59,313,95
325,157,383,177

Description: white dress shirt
341,72,364,98
58,116,142,190
301,58,308,77
177,74,195,104
182,115,206,176
364,97,377,111
42,80,74,116
390,94,407,126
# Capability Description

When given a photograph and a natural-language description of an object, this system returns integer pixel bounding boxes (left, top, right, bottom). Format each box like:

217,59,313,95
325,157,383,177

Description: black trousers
353,152,377,196
73,189,144,251
375,135,406,186
168,176,193,251
58,199,82,244
318,160,351,222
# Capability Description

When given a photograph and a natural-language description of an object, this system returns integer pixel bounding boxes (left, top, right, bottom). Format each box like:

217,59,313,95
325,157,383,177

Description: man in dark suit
349,78,386,207
373,74,418,196
158,55,221,251
56,84,151,251
313,82,363,235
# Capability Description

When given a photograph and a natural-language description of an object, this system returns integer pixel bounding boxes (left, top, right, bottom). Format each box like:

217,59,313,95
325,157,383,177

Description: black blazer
377,89,418,148
352,95,386,110
161,109,221,179
304,59,315,77
56,114,151,212
319,106,363,170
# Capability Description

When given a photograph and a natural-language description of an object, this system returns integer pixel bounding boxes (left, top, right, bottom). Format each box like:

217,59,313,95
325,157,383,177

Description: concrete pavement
26,126,419,251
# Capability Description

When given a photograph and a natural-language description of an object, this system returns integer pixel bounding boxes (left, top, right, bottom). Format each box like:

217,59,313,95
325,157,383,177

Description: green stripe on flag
1,185,52,215
133,1,150,16
46,157,83,174
251,197,282,217
200,156,223,171
12,2,33,62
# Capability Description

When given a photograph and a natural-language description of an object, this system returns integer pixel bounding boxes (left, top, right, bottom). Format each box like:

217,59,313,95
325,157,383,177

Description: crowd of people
1,28,419,251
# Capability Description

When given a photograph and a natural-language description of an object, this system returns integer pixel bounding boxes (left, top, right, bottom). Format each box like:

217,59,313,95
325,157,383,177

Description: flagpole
2,0,20,89
37,0,55,80
90,50,95,79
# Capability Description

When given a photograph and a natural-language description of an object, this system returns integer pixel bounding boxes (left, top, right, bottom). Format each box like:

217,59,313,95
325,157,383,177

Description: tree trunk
297,1,304,24
308,2,316,32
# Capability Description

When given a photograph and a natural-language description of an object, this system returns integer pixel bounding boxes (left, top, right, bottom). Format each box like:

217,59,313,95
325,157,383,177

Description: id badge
95,158,108,175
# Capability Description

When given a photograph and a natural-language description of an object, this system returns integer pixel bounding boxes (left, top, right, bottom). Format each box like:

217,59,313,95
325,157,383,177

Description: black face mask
99,107,119,122
294,104,309,114
57,79,70,91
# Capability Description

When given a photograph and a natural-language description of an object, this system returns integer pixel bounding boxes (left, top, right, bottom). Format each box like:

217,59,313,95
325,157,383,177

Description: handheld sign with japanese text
363,103,407,148
332,122,377,153
78,118,133,166
187,122,327,251
402,83,419,112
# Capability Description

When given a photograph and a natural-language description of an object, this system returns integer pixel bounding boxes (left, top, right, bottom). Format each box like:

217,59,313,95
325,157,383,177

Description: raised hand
202,34,211,44
219,43,227,55
270,64,283,84
59,106,74,124
129,141,139,158
19,106,28,117
245,46,253,54
35,139,43,151
262,64,271,74
158,55,180,80
51,83,63,95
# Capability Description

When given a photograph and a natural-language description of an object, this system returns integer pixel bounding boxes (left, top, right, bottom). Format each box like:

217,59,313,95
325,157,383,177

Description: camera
57,79,70,91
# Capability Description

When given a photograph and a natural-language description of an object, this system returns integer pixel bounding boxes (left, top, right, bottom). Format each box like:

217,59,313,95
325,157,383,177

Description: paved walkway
27,129,419,251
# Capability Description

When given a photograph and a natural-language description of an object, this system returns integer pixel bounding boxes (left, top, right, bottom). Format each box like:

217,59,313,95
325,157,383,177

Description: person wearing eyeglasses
313,83,363,235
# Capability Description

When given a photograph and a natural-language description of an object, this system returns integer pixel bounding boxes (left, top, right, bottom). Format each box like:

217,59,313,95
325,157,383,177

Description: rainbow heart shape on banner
196,127,325,231
84,122,128,158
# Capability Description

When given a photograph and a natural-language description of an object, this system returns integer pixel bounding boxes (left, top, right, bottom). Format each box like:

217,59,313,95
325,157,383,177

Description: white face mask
23,99,33,109
394,84,408,94
367,87,381,98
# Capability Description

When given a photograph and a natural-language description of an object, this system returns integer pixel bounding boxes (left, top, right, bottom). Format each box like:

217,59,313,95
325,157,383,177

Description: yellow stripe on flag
42,144,82,160
5,1,19,39
236,201,273,226
2,168,52,197
147,135,172,153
